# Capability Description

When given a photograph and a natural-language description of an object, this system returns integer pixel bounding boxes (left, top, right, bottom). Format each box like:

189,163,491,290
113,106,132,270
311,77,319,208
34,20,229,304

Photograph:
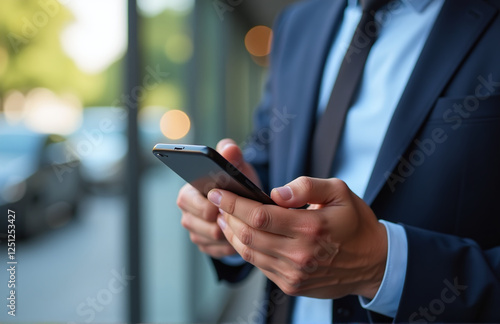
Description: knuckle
331,178,349,193
282,272,306,296
249,207,270,230
296,176,314,193
225,198,236,215
193,190,208,206
284,285,301,296
240,246,253,263
292,271,308,286
280,284,294,296
180,214,190,230
176,191,187,210
177,184,202,211
239,225,253,246
190,233,201,245
293,252,317,271
282,287,299,297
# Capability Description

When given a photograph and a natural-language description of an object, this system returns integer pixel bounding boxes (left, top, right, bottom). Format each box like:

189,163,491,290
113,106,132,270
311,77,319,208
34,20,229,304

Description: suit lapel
285,1,346,181
363,0,497,205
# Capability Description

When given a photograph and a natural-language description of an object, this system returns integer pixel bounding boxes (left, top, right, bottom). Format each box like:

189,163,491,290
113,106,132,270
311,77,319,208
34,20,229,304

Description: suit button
336,307,351,318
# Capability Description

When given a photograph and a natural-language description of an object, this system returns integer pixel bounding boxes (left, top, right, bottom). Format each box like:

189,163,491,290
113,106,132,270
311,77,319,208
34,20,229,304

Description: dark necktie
310,0,389,178
268,2,391,323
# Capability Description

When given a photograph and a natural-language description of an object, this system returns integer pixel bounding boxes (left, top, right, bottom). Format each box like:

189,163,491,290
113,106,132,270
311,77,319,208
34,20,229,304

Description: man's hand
208,176,388,299
176,138,261,259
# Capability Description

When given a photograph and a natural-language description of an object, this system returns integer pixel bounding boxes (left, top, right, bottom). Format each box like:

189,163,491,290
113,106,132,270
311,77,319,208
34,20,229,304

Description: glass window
0,0,291,322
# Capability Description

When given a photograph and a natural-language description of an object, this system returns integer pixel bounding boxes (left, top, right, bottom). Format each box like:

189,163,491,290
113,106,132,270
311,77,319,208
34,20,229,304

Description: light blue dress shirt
221,0,445,322
293,0,444,322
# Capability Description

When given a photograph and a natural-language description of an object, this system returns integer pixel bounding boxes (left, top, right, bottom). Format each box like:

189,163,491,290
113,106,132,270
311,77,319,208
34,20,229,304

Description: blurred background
0,0,299,323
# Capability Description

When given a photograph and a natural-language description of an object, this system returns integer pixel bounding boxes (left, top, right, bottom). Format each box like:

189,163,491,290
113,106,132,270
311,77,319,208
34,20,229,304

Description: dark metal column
126,0,141,322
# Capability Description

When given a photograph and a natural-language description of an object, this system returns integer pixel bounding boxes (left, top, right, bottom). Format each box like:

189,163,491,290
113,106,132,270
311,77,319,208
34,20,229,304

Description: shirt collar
348,0,435,13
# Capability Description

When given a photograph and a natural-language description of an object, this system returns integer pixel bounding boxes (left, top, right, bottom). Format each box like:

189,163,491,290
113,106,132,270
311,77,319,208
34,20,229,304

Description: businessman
177,0,500,322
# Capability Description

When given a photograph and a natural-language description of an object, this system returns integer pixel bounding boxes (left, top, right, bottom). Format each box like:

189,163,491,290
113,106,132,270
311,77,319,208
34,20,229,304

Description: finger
216,138,238,152
198,244,237,259
210,189,311,237
216,138,262,188
260,269,303,297
221,221,302,290
216,138,244,168
189,232,229,246
219,215,281,269
181,211,225,242
177,184,219,222
221,208,290,258
261,268,350,298
271,176,350,208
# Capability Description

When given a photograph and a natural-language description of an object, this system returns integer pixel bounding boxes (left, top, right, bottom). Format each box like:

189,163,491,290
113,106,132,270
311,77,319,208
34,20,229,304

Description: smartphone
152,144,275,205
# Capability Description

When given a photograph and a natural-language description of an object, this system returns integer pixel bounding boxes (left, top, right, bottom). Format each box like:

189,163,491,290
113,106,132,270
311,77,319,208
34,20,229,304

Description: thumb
271,176,349,208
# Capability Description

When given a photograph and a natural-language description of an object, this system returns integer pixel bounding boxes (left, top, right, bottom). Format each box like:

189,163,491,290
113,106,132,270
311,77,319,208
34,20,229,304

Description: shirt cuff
219,253,246,266
358,220,408,318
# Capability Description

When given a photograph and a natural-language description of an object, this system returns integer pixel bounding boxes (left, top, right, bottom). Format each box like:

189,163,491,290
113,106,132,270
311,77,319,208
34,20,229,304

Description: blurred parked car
69,107,127,193
70,106,170,193
0,124,82,238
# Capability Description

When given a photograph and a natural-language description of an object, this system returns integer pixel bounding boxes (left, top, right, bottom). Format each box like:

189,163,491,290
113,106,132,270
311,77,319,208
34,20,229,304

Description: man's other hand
176,138,261,259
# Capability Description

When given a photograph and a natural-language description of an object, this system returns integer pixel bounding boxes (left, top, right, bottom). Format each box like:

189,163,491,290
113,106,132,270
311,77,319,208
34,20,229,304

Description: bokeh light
23,88,82,135
61,0,127,74
3,90,26,124
160,109,191,140
138,0,195,16
244,25,273,57
164,34,193,64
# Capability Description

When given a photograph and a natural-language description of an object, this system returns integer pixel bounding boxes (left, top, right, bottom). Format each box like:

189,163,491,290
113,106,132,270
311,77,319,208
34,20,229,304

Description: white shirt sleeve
358,220,408,318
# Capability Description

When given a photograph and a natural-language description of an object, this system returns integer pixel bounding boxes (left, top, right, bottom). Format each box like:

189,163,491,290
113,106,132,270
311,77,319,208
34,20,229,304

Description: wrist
358,222,388,299
358,221,408,318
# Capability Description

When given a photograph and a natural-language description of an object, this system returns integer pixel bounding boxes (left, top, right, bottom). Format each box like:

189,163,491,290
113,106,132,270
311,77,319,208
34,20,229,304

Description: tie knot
360,0,390,12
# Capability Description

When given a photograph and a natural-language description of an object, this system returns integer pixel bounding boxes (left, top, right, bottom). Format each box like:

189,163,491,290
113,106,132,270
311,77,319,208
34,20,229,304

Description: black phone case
152,144,275,205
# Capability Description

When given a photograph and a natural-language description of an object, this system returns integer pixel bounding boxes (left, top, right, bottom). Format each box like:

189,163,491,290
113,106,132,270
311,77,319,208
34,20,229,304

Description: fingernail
217,216,227,230
275,186,293,200
219,208,225,215
208,190,222,206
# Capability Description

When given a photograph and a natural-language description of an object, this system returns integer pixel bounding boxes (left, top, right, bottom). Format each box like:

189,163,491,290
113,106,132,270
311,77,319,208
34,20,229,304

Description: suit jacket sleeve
394,224,500,322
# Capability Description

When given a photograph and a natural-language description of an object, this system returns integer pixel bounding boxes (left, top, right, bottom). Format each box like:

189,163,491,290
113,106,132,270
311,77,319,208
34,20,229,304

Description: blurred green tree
140,9,192,110
0,0,193,109
0,0,119,106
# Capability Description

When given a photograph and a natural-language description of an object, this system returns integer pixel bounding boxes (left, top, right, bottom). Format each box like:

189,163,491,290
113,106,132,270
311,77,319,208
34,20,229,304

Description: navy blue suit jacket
213,0,500,322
